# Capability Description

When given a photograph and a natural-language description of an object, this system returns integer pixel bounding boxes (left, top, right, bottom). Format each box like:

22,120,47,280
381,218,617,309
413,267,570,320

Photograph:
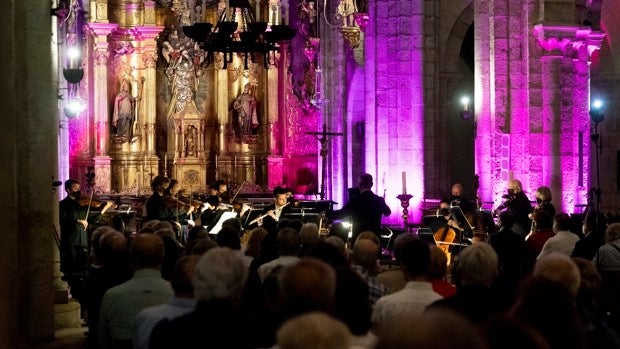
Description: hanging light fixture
182,0,296,69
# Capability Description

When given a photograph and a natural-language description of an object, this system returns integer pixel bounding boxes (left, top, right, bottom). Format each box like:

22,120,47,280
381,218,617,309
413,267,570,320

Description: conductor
328,173,391,244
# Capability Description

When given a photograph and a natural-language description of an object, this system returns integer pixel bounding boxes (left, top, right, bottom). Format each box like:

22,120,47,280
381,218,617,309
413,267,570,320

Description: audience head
571,257,602,305
356,231,380,247
328,223,349,245
428,245,449,280
498,211,515,230
279,258,336,318
216,226,242,250
287,219,304,232
91,226,117,263
192,247,248,301
299,223,319,248
453,242,498,287
153,220,174,232
99,231,128,267
552,213,572,233
324,235,346,254
222,217,242,234
511,277,583,349
130,233,165,270
376,308,487,349
277,228,301,256
171,255,199,298
351,239,380,274
187,226,208,243
305,241,349,268
393,233,418,263
399,237,431,280
606,210,620,224
582,210,606,238
276,312,351,349
190,239,217,256
483,314,550,349
333,267,371,336
605,223,620,243
244,227,268,258
533,253,580,297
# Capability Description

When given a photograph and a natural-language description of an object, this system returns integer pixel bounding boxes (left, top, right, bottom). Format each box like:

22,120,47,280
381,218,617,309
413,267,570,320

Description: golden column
87,22,118,192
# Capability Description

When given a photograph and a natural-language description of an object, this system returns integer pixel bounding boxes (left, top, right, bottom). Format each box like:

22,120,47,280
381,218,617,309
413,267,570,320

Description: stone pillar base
266,156,283,191
54,300,81,330
94,156,112,192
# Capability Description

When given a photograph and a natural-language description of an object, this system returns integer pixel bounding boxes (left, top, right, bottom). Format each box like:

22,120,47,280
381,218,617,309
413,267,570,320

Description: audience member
243,227,268,267
538,213,580,258
277,312,351,349
428,245,456,298
132,256,198,349
257,228,301,282
593,222,620,333
372,238,442,335
150,248,250,348
430,242,501,323
376,234,415,293
350,239,390,305
98,234,172,349
525,210,555,255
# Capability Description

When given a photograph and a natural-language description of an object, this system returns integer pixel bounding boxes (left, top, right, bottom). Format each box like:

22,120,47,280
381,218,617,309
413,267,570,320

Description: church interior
1,0,619,347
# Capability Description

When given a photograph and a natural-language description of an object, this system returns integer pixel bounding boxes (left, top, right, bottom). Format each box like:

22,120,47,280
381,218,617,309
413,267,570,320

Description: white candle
401,171,407,194
164,153,168,169
234,155,237,171
253,155,256,169
215,153,218,171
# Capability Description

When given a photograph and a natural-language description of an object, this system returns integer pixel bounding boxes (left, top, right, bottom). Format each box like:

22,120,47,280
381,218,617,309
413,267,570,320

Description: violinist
199,180,229,230
163,179,196,227
495,179,532,236
528,186,556,233
59,179,113,281
145,176,192,231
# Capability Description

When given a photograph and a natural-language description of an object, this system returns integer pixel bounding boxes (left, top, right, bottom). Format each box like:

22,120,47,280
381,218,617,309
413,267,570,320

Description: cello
434,209,459,266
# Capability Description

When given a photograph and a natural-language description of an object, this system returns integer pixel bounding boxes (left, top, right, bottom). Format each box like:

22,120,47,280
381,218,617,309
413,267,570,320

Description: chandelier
182,0,296,69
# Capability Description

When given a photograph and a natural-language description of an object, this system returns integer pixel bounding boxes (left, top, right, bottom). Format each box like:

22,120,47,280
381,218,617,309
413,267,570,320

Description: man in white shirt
538,213,580,258
371,238,442,335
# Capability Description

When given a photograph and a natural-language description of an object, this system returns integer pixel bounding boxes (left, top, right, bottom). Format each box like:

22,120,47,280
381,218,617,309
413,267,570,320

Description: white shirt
371,280,443,336
257,256,300,283
538,230,580,259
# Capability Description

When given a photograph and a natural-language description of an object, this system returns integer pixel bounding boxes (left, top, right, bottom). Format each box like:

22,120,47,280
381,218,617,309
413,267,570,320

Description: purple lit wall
474,0,603,213
364,0,425,224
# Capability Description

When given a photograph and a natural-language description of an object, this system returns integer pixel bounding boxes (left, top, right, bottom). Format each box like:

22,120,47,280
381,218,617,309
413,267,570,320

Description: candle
253,155,256,169
215,153,218,171
401,171,407,194
234,155,237,171
164,153,168,169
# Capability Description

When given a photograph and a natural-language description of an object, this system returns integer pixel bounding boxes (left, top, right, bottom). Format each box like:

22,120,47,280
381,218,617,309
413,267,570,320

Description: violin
76,192,115,220
164,194,196,213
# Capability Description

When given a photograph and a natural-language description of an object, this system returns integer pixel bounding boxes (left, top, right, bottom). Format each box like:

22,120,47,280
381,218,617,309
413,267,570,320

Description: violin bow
84,190,95,221
229,181,246,209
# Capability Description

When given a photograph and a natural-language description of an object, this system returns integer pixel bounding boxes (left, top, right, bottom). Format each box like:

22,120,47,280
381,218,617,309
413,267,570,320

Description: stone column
87,23,118,192
135,26,163,157
533,24,604,211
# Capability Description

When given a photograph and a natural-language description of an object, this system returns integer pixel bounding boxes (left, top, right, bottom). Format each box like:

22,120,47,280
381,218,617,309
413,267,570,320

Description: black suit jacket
330,189,391,238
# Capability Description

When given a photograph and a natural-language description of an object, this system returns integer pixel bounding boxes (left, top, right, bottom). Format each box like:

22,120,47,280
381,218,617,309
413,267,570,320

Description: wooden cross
307,124,343,200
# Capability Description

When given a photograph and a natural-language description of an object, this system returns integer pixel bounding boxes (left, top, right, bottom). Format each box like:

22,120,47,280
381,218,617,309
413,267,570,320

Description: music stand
447,205,473,255
207,211,238,235
416,228,437,246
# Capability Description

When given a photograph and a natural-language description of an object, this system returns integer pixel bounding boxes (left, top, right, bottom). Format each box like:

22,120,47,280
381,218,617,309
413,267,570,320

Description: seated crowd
79,210,620,349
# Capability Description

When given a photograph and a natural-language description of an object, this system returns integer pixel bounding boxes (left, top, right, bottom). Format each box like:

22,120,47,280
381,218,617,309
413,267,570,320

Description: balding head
131,234,165,269
533,253,581,297
351,239,379,273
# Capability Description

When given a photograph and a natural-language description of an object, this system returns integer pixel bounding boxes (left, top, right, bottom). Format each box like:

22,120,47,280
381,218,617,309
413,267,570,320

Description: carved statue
232,83,259,143
184,125,198,157
337,0,357,27
112,79,136,140
162,29,204,119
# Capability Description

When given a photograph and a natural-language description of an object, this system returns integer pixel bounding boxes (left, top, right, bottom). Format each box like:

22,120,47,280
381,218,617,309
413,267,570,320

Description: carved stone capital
533,24,605,61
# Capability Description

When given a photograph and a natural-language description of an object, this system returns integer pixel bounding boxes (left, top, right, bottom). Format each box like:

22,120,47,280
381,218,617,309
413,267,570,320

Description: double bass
434,209,460,266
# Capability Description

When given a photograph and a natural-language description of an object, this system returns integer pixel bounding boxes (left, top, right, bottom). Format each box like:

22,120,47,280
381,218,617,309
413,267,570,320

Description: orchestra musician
163,179,196,227
250,186,292,232
327,173,391,244
146,176,194,231
59,179,114,281
528,186,556,233
199,180,230,230
442,183,475,215
495,179,533,236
